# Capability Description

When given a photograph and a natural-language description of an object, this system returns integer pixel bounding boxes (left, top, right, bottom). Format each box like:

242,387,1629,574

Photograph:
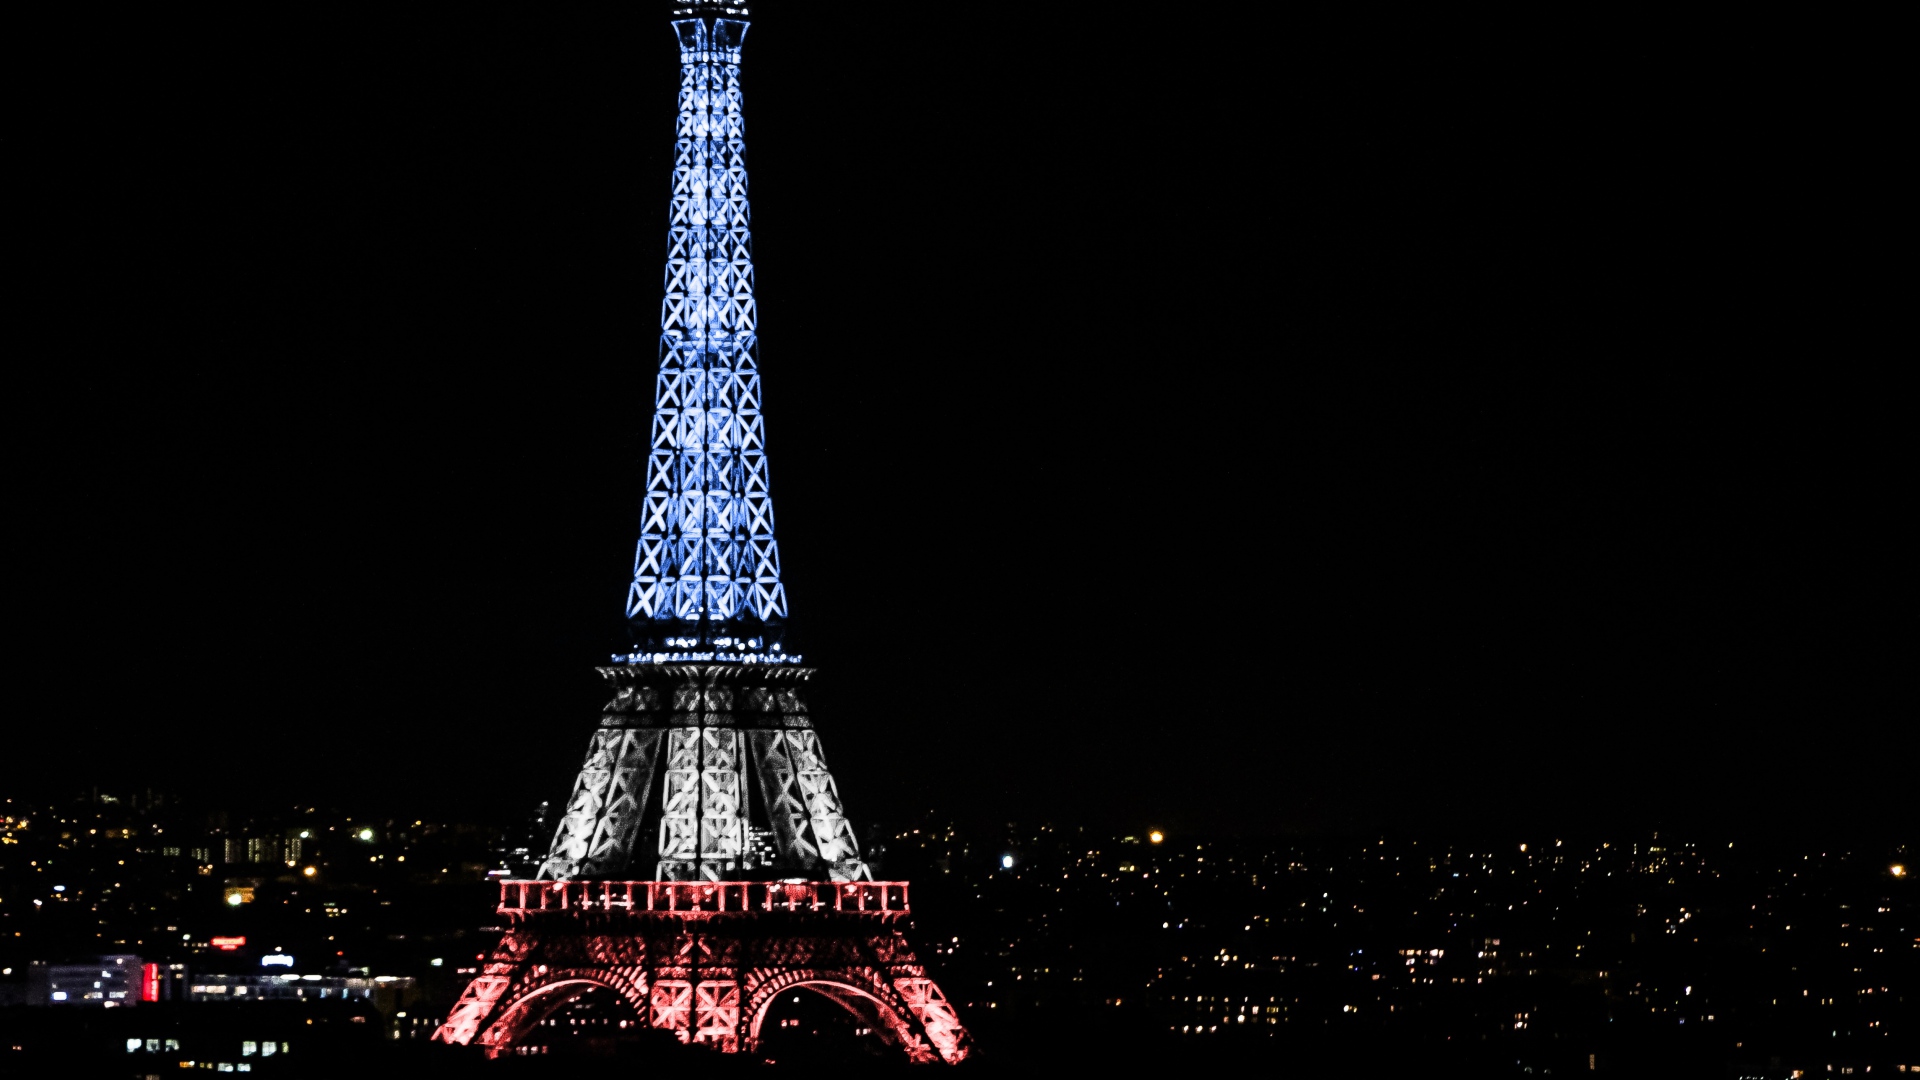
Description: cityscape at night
8,0,1903,1075
1,792,1913,1072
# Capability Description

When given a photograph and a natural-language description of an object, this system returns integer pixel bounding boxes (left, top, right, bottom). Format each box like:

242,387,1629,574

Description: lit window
126,1038,142,1052
242,1041,258,1056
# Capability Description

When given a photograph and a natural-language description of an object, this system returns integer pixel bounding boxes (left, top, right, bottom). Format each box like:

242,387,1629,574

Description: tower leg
694,979,742,1051
893,975,969,1063
432,929,535,1046
649,979,693,1040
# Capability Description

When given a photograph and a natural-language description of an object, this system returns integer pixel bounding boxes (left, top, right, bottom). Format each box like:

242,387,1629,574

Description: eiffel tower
433,2,970,1063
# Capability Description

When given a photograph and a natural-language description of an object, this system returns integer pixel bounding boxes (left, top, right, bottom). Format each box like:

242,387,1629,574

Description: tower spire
625,3,786,659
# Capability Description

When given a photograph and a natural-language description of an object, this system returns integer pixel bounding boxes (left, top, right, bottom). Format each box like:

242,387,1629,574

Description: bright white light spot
358,829,374,841
1001,855,1014,869
227,893,244,906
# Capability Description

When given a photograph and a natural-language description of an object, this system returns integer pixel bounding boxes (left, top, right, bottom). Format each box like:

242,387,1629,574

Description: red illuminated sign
141,962,160,1003
210,936,246,951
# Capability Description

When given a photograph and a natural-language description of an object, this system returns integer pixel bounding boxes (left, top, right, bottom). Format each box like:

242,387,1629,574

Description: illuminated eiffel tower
433,3,969,1062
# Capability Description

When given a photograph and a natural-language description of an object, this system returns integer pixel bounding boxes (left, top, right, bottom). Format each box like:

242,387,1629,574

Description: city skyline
2,787,1911,1072
6,3,1906,1071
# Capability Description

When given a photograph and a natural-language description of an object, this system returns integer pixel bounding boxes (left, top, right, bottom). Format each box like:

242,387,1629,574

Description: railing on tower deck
497,880,910,918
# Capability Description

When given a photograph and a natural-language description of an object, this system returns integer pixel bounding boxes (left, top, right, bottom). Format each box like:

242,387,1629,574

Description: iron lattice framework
536,663,868,883
434,882,968,1062
627,9,785,637
435,4,969,1062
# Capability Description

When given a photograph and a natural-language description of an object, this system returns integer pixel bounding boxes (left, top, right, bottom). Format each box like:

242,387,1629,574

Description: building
29,955,144,1006
182,973,412,1005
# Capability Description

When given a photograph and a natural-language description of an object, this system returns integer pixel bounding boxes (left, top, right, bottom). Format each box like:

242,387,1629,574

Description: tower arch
474,970,649,1052
745,968,934,1061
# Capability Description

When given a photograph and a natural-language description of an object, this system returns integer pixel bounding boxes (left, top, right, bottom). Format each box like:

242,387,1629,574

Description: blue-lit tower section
626,11,788,660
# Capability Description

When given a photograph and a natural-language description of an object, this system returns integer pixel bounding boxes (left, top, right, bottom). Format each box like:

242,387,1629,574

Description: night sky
12,7,1900,838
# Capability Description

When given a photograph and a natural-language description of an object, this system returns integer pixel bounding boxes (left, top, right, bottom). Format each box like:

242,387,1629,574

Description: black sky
9,7,1903,839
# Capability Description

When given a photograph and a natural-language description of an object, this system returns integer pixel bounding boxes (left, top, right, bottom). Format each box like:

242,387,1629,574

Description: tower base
433,880,969,1063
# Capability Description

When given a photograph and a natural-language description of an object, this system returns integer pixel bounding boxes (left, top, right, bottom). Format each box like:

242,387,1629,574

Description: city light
358,828,374,841
303,866,317,877
3,779,1912,1064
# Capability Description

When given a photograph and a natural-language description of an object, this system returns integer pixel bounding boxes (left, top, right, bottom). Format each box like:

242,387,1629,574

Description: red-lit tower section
432,2,969,1062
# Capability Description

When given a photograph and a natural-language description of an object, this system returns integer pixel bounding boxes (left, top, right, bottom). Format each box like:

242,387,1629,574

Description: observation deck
497,879,910,920
669,2,749,15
